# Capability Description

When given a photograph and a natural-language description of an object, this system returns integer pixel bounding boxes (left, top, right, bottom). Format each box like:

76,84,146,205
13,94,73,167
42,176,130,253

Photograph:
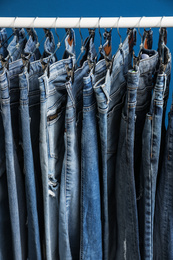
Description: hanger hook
13,17,18,31
159,16,165,33
117,16,122,45
54,17,61,49
79,17,85,53
138,16,145,41
32,17,37,30
98,17,102,49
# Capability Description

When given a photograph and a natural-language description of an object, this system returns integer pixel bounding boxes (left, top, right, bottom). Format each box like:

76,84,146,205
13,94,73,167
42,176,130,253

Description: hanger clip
65,64,74,84
21,54,30,73
0,55,9,70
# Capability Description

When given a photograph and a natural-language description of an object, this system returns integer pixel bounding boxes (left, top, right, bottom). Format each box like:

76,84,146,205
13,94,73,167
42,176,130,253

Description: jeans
39,55,75,260
0,28,8,58
138,73,166,259
0,69,26,260
59,60,89,260
107,29,135,260
93,29,136,260
42,31,57,62
24,28,41,62
115,68,140,260
4,34,53,259
134,49,159,200
7,28,27,62
0,27,13,260
80,72,102,260
153,101,173,260
19,69,42,260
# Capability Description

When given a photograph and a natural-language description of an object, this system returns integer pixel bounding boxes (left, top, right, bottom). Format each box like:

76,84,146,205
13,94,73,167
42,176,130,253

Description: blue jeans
93,29,136,260
39,56,75,260
138,73,165,259
42,30,57,62
4,35,53,259
80,72,102,260
115,68,140,260
7,28,27,62
0,68,26,260
0,28,8,58
154,102,173,260
134,49,159,200
0,28,13,260
24,28,41,61
19,69,42,260
59,60,89,260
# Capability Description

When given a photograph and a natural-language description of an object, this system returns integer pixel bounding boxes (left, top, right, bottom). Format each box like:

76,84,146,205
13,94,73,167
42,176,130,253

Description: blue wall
0,0,173,125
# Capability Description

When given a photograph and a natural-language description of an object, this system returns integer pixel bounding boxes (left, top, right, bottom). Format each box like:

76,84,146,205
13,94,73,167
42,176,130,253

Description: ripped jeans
39,58,73,260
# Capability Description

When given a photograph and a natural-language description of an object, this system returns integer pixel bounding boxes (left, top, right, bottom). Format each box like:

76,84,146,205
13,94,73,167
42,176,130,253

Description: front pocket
47,102,66,159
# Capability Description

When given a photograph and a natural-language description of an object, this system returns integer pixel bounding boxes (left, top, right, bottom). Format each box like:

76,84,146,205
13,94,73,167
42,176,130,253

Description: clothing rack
0,16,173,28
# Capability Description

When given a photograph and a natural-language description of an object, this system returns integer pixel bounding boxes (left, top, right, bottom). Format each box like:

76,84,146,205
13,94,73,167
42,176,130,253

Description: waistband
39,56,75,95
0,69,9,99
138,49,159,75
65,60,89,106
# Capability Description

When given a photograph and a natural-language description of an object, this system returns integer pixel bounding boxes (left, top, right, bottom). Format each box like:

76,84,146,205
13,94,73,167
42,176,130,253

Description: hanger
21,17,38,73
0,30,15,50
142,28,153,50
0,17,20,70
41,20,70,78
79,28,96,68
158,16,169,73
43,28,52,42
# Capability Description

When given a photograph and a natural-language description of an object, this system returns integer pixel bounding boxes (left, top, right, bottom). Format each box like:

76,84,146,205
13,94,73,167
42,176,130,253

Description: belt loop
44,74,49,98
65,81,75,107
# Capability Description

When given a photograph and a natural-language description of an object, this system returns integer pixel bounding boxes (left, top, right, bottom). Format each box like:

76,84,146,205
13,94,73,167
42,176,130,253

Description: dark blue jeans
19,69,42,260
59,60,89,260
115,68,140,260
80,72,102,260
0,68,26,260
137,73,166,259
154,102,173,260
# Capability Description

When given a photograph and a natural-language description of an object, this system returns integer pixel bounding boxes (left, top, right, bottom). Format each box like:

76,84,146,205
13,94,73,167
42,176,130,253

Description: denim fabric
153,102,173,260
138,73,165,259
24,29,41,62
0,28,8,58
7,28,26,62
0,28,13,260
158,45,171,181
134,49,159,199
59,60,89,260
0,69,26,260
39,56,74,260
107,30,135,260
93,70,111,260
93,30,135,260
42,31,57,62
63,29,76,59
39,30,76,259
5,35,52,258
115,69,140,260
80,72,102,260
19,53,58,259
19,69,42,260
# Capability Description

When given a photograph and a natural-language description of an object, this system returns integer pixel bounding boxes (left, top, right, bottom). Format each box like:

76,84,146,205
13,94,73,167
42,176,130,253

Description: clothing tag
104,44,111,57
67,36,74,47
128,30,135,53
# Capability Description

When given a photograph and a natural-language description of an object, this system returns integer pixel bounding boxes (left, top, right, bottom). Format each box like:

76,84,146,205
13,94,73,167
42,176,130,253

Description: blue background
0,0,173,125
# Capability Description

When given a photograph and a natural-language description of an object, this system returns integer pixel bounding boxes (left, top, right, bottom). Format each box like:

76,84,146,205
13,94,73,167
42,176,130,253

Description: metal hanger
117,16,122,48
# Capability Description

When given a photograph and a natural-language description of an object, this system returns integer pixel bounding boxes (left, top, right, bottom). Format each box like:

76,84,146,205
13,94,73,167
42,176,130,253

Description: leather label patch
104,44,111,56
67,36,73,46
